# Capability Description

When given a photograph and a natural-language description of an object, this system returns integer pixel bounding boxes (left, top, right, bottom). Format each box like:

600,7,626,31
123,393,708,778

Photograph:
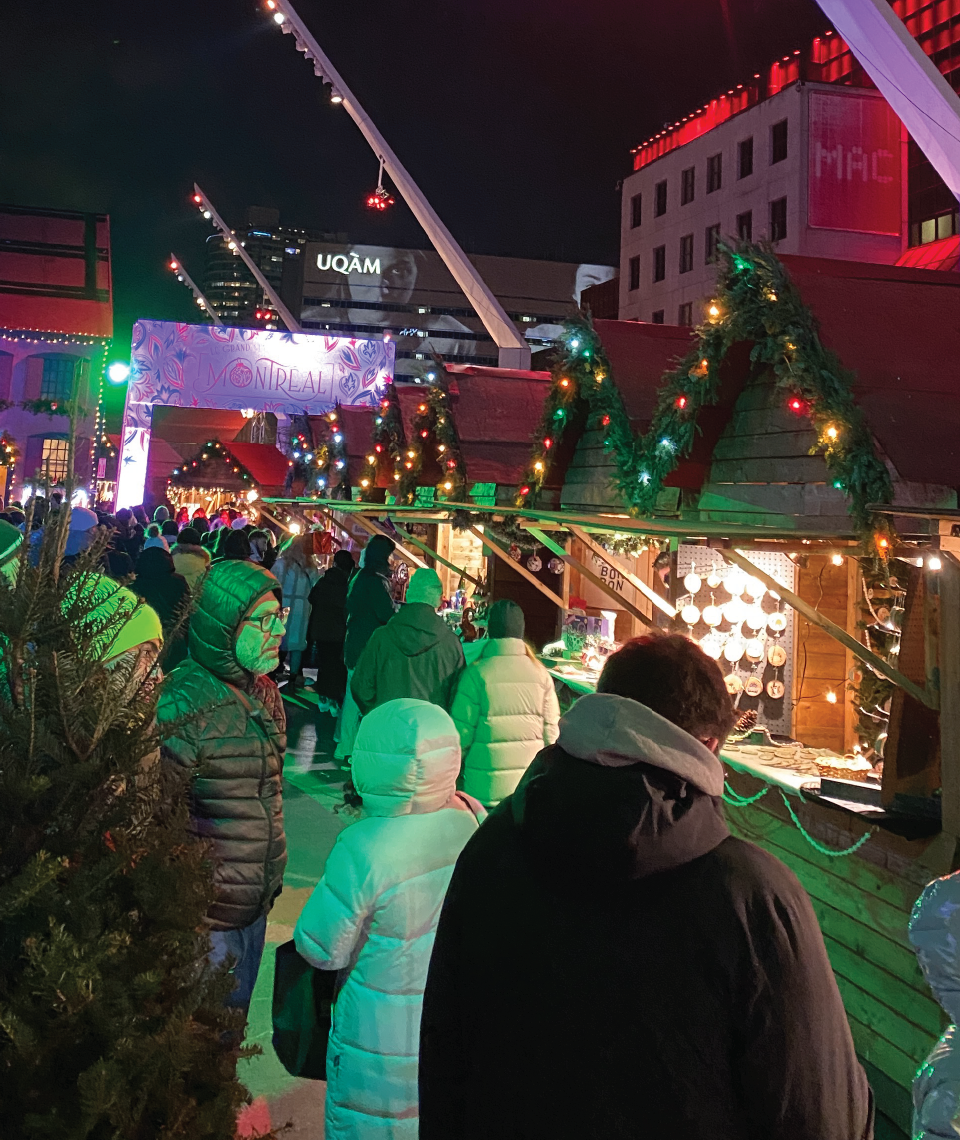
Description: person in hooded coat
294,699,483,1140
351,567,464,716
272,533,319,686
170,525,211,593
451,599,561,808
335,534,396,762
307,548,356,709
910,872,960,1138
130,546,191,669
157,560,288,1015
420,632,873,1140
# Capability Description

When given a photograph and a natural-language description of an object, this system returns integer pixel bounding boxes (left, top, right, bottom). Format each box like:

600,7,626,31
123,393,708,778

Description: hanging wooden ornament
767,610,787,633
766,678,786,700
745,606,766,631
744,676,764,697
745,576,767,600
508,543,522,562
527,554,543,572
725,674,743,695
683,564,702,594
767,643,787,668
547,557,565,575
723,597,746,625
723,636,745,663
745,637,765,661
724,568,747,597
706,569,722,589
700,632,723,659
702,601,723,627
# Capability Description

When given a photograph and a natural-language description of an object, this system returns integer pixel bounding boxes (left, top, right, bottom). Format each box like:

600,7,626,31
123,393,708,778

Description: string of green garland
0,432,18,468
288,407,349,499
357,384,406,502
632,241,894,551
515,318,636,509
396,377,468,506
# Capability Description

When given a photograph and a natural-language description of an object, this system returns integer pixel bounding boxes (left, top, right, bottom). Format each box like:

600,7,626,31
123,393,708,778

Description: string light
928,555,943,571
707,303,721,320
560,378,570,388
676,395,687,409
601,415,610,426
831,553,844,566
825,424,839,441
519,485,530,497
825,690,838,704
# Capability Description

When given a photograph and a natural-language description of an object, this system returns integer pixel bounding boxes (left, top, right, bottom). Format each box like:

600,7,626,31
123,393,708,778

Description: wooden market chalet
263,247,960,1134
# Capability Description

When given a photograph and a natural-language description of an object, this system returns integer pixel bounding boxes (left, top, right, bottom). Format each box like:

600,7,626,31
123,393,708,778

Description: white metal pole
169,253,224,326
270,0,531,369
192,184,303,332
817,0,960,200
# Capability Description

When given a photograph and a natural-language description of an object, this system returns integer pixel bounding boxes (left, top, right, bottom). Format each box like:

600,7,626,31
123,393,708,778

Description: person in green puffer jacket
351,568,465,716
157,559,288,1017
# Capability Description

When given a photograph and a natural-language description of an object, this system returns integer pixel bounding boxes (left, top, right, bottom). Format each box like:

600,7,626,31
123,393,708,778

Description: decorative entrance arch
116,319,395,508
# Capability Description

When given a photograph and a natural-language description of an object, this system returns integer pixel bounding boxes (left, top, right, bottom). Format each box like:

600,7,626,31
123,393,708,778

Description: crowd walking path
238,681,347,1139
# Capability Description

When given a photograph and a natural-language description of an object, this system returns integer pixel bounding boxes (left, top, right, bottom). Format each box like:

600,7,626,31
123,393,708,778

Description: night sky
1,0,828,413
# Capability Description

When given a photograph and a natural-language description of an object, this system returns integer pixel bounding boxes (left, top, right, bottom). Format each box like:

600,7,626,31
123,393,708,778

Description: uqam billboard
116,320,395,509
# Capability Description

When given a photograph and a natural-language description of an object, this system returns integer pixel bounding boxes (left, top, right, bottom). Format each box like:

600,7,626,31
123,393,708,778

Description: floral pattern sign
117,321,395,508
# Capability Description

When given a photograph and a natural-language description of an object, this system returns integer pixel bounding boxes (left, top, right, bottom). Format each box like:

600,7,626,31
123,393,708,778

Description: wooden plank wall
725,771,946,1136
793,554,853,752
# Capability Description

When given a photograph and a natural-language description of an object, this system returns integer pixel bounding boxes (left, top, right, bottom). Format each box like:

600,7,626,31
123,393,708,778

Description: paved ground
238,678,348,1139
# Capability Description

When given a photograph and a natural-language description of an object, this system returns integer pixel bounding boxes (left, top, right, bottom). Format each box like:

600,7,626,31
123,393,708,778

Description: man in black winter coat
307,548,356,706
420,633,873,1140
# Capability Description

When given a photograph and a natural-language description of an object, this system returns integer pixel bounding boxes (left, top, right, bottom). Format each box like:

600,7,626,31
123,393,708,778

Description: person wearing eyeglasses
157,560,290,1022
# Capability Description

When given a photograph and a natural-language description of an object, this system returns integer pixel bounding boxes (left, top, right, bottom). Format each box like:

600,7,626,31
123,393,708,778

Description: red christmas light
676,395,687,409
420,430,429,438
543,437,552,449
446,459,457,469
375,444,383,453
381,399,390,409
788,397,805,413
601,415,611,426
519,485,530,497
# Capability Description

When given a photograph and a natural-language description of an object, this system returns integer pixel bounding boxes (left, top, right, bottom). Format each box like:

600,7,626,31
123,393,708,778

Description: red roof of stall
594,320,694,425
779,255,960,488
224,442,291,491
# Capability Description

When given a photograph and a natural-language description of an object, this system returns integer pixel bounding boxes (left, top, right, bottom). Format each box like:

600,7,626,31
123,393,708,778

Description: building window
653,245,666,282
651,310,665,324
681,166,695,205
40,357,76,402
654,180,668,217
628,255,641,291
771,119,788,164
41,438,69,483
707,153,722,193
770,196,787,242
679,234,694,274
705,223,721,263
630,193,642,228
738,137,754,179
678,302,693,326
737,210,753,241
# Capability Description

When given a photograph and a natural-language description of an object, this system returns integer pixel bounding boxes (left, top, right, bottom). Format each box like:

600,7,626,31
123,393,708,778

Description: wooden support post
568,525,678,620
468,526,565,610
526,526,656,630
351,512,428,571
391,522,484,588
939,554,960,837
723,548,939,711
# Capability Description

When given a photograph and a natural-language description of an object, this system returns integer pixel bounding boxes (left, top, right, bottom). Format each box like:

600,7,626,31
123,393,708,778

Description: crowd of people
9,495,928,1140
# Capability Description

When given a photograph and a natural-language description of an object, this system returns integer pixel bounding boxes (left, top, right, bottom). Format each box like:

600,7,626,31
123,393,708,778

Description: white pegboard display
677,546,797,737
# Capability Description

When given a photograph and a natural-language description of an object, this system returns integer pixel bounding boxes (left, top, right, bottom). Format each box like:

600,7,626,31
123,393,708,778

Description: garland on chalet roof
357,384,406,501
286,408,349,499
396,376,468,506
632,241,894,551
167,439,258,499
0,432,18,469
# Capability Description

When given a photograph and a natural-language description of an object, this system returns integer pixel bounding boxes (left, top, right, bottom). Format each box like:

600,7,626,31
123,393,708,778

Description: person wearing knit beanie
487,598,526,640
350,567,464,717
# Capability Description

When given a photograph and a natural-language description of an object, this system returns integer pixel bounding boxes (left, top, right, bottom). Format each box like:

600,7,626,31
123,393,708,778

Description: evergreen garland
631,242,894,551
515,316,636,509
0,431,18,468
288,408,349,499
169,439,258,496
396,377,468,506
357,384,406,502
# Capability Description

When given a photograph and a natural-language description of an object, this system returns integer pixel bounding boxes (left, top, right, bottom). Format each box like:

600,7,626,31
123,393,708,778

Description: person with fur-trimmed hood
420,632,873,1140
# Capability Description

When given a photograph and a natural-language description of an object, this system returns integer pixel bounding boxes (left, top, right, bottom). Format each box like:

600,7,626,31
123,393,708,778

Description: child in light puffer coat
294,698,483,1140
451,599,560,808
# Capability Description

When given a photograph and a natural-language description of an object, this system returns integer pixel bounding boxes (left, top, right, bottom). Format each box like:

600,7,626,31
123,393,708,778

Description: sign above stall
116,320,394,509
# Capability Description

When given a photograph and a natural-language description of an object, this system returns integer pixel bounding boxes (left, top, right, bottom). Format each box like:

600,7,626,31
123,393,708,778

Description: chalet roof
593,320,693,425
335,404,376,485
225,442,291,490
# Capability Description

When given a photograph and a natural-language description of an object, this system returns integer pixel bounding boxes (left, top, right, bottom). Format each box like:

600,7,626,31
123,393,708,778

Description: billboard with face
300,244,615,365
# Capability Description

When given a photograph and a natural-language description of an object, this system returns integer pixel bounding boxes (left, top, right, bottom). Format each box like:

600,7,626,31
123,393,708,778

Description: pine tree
0,507,267,1138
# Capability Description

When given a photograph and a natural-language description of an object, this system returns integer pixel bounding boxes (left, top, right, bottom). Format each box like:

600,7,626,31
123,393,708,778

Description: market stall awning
224,441,291,493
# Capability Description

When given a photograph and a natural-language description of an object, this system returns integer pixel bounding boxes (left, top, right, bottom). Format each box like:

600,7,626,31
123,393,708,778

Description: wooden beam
351,512,428,571
939,554,960,836
568,525,677,620
526,526,656,629
391,522,484,588
723,548,939,711
468,525,564,610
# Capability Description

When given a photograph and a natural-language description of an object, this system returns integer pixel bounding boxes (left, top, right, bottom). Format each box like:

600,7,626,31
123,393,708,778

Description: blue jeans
208,913,268,1015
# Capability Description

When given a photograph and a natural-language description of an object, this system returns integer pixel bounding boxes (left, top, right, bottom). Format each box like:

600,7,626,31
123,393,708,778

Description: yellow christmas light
825,424,839,441
707,303,721,320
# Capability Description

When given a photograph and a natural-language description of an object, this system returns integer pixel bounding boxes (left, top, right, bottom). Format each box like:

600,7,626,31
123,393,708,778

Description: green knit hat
65,574,163,661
